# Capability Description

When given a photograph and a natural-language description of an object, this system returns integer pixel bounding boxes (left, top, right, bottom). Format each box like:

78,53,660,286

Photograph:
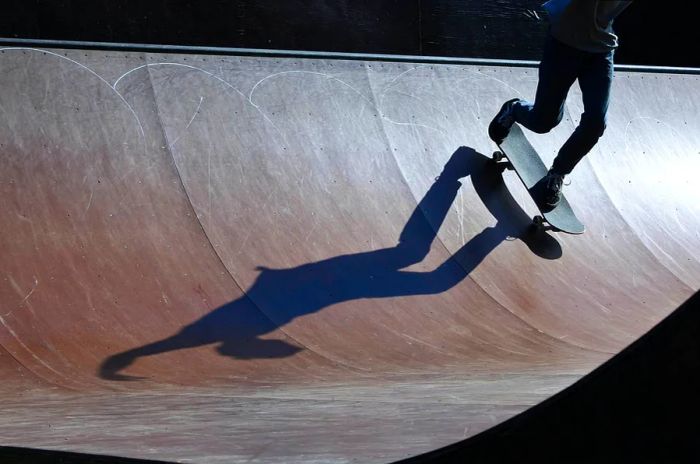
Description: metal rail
1,37,699,74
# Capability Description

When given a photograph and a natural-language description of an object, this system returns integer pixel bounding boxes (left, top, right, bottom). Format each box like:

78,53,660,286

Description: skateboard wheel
533,215,545,227
505,162,514,171
492,151,504,162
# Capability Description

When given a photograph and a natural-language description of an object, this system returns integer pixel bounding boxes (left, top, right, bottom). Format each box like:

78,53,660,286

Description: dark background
1,0,697,67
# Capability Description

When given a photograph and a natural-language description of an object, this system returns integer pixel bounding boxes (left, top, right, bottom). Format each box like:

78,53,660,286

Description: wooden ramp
0,46,698,462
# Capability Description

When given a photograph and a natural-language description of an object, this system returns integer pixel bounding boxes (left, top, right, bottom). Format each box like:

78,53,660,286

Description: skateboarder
489,0,633,207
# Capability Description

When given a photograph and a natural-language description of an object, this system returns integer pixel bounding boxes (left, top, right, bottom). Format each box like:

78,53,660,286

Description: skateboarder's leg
513,36,580,134
490,36,579,144
551,50,614,175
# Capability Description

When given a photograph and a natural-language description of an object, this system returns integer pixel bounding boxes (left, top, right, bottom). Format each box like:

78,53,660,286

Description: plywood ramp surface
0,47,697,463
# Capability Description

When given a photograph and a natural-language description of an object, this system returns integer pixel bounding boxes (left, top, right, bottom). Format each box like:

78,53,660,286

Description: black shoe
541,170,564,209
488,98,520,144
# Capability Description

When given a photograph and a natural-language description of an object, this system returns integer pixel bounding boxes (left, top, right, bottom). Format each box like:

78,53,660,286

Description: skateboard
492,124,585,234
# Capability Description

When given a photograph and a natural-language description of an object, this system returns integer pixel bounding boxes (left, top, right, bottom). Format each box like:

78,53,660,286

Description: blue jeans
513,35,614,175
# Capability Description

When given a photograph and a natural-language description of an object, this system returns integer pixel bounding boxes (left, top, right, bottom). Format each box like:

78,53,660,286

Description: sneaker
488,98,520,144
541,169,564,209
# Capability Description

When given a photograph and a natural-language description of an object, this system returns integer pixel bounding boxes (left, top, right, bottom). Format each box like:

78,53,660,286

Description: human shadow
99,147,561,380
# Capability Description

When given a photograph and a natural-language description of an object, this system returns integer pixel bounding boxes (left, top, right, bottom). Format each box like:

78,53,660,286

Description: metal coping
1,37,699,75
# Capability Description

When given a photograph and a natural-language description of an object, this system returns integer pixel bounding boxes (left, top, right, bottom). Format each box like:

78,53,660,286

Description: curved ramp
0,47,697,462
401,290,700,463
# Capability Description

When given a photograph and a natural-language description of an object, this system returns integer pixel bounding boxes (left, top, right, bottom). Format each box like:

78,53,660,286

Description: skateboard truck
492,151,514,172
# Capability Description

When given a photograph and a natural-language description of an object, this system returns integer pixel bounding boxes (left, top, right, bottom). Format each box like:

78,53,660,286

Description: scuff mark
169,96,204,149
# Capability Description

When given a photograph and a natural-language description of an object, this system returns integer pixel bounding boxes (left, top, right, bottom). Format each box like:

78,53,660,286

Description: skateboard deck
493,124,585,234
